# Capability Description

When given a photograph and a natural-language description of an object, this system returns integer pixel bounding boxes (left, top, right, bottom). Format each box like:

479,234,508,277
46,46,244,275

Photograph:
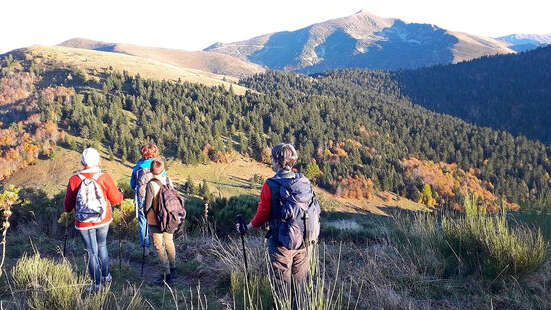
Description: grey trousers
268,245,309,284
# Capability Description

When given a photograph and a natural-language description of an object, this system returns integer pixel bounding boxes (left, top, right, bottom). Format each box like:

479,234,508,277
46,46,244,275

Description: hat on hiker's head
151,159,165,175
81,148,100,167
271,143,298,170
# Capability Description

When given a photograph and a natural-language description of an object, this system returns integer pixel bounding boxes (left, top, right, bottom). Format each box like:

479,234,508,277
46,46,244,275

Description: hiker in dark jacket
64,148,123,293
130,143,164,255
143,159,177,285
237,143,318,289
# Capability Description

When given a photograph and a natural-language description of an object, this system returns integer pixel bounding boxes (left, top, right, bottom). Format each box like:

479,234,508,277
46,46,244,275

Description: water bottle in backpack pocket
271,174,321,250
75,173,108,223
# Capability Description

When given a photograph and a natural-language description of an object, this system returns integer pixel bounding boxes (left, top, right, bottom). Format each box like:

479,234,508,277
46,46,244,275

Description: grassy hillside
19,45,249,95
2,39,551,310
59,38,266,77
6,145,426,216
393,45,551,143
3,50,551,211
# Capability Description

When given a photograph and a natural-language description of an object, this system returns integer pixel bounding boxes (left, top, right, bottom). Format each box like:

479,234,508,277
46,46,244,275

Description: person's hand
236,222,248,234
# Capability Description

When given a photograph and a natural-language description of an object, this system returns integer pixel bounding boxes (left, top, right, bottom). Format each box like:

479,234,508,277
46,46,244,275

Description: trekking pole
141,223,148,277
63,218,68,257
60,211,71,257
236,215,249,274
118,219,122,272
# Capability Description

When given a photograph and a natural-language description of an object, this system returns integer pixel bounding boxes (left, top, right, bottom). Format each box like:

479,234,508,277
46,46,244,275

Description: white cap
81,148,100,167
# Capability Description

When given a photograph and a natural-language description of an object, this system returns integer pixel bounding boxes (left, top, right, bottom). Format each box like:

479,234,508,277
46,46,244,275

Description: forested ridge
392,45,551,143
2,50,551,211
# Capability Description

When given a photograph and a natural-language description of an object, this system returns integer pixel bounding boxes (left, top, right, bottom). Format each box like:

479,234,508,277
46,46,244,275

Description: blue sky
1,0,550,54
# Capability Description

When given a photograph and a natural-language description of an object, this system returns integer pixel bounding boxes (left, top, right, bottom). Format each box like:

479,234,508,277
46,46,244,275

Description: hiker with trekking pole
143,159,186,285
130,143,165,259
236,144,321,294
63,148,124,293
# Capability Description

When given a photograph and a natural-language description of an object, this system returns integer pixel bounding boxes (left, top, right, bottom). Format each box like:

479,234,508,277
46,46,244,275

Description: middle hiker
143,159,185,285
130,143,164,255
236,143,321,290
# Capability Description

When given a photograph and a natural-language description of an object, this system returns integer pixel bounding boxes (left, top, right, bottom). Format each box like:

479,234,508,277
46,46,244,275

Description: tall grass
8,253,144,309
212,235,360,310
442,195,547,277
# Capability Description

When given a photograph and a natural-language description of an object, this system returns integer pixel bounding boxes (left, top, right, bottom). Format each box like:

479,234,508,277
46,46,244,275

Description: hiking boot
145,247,156,257
170,267,177,278
101,273,112,285
85,283,101,294
154,273,173,286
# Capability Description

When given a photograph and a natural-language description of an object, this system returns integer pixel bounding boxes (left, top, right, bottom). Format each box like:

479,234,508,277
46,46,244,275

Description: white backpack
75,173,108,223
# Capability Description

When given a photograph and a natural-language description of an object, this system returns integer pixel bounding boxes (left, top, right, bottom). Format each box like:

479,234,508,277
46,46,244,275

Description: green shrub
117,177,134,199
111,199,138,240
11,253,84,309
442,198,546,277
183,195,258,234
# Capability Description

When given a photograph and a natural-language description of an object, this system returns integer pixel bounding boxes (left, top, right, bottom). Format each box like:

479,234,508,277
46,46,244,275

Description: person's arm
103,174,123,205
63,176,78,212
143,182,154,214
249,182,272,229
130,166,137,190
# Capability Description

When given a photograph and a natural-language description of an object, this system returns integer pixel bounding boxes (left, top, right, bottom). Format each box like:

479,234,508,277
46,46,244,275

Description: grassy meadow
19,46,248,95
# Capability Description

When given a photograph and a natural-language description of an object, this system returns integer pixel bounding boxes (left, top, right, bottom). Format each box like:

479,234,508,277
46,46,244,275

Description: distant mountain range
204,10,515,73
495,34,551,52
55,12,549,75
58,38,265,77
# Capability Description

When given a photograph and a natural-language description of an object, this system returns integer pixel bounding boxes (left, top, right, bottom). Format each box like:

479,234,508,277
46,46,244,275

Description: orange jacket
63,168,123,230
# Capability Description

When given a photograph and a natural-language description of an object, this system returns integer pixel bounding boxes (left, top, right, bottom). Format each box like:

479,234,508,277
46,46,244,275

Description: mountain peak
205,11,514,72
353,9,379,17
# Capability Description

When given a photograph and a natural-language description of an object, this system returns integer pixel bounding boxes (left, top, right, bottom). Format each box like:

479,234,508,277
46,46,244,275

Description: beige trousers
149,225,176,274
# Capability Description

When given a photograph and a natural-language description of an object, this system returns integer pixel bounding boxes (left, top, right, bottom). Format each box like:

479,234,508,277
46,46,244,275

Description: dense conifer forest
2,50,551,210
392,45,551,143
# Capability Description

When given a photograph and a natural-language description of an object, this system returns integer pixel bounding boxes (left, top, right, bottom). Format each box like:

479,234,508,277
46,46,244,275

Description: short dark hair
151,159,164,175
271,143,298,170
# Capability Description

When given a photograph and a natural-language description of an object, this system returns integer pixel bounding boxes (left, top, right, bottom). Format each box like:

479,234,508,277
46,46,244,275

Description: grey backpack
75,173,108,223
135,167,153,201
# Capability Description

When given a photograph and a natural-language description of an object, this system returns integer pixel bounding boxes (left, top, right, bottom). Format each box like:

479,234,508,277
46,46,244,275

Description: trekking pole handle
236,214,247,235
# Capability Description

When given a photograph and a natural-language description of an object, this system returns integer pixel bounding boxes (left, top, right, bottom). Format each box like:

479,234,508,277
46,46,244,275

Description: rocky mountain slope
496,33,551,52
205,10,514,73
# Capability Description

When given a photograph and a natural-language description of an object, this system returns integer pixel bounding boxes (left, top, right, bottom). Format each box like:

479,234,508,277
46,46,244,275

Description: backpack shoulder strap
149,178,164,191
77,174,85,181
91,173,103,181
267,177,285,187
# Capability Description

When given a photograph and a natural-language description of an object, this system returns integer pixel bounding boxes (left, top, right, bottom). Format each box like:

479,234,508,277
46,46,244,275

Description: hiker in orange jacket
63,148,123,292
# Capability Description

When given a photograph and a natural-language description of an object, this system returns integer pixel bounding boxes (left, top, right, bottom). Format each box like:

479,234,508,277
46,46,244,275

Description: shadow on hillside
299,20,458,74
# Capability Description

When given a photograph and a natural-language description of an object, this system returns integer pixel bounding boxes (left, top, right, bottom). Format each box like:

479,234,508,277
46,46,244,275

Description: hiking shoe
154,273,173,286
145,247,156,257
101,273,112,285
85,283,101,294
170,267,177,278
